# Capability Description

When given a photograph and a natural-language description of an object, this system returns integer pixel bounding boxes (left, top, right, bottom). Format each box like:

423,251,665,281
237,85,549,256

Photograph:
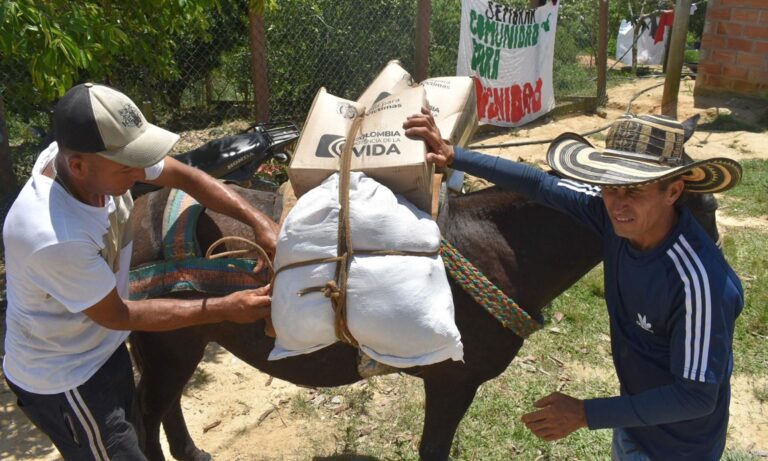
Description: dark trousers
6,343,146,460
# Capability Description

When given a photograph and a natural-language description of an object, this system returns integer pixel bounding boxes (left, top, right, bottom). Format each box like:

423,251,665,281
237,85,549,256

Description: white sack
270,172,463,367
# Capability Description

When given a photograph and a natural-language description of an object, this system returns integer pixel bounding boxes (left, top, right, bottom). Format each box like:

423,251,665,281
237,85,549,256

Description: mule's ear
682,114,700,142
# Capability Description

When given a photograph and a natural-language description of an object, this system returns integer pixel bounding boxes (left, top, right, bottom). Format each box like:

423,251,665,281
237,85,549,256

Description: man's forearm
584,379,719,429
105,296,229,332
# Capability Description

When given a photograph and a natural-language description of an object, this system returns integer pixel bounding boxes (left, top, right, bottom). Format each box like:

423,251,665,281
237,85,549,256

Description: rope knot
322,280,341,300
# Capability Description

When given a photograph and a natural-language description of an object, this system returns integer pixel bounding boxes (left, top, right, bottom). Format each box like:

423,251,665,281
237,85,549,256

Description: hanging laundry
655,10,674,44
616,18,667,65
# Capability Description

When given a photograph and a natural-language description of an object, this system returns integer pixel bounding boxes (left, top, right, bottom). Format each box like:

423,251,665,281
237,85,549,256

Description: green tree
0,0,217,194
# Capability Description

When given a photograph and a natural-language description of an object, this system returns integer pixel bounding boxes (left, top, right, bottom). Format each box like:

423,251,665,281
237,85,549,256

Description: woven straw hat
546,114,741,193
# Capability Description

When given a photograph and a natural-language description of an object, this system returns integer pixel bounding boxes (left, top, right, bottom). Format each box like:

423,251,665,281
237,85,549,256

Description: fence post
248,6,270,123
597,0,609,105
662,0,693,118
415,0,431,82
0,97,17,196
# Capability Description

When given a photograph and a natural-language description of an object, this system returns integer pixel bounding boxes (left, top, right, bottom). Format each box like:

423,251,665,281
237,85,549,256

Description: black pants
6,343,146,460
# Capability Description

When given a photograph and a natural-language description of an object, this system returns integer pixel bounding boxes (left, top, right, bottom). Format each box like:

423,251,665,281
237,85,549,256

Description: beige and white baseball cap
54,83,179,168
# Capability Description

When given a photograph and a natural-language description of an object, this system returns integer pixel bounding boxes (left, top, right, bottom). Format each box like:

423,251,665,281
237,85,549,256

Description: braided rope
440,239,542,339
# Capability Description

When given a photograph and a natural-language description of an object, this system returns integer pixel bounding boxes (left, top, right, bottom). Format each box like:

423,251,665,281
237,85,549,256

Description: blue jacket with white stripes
452,147,744,461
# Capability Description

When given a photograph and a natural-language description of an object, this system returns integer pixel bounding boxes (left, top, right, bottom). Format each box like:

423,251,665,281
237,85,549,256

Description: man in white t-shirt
3,83,278,460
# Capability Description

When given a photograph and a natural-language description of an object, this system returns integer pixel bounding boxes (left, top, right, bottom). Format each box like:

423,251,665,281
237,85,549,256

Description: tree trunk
0,97,18,197
248,7,269,123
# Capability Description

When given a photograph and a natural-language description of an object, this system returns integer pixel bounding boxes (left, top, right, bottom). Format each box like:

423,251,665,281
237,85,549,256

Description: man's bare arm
85,286,270,332
146,156,279,255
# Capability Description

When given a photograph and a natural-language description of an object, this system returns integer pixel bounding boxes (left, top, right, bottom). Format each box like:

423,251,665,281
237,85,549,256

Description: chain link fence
2,0,601,178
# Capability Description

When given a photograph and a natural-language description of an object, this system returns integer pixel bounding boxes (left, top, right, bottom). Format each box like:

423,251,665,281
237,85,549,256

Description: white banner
457,0,559,127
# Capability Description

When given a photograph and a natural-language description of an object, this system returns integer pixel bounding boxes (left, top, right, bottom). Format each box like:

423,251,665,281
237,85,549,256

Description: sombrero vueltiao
547,114,742,193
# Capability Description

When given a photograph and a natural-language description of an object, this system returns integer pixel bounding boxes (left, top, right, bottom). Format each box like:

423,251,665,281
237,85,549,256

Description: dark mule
129,185,719,461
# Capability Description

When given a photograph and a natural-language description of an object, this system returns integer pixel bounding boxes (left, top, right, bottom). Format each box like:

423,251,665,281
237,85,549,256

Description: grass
718,159,768,218
722,227,768,375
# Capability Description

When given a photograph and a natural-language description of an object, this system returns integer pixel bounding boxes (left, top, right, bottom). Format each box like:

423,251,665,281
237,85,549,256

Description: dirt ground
1,76,767,460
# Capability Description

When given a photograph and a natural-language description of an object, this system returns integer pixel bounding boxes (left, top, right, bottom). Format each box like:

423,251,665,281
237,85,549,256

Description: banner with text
457,0,559,127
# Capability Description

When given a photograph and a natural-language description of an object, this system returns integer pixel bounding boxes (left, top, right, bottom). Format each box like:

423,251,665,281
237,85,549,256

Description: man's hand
219,285,272,323
521,392,587,441
249,214,279,258
403,107,455,168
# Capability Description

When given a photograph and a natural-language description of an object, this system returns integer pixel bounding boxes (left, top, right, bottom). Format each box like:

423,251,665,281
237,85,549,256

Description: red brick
762,10,768,24
732,80,761,92
744,25,768,39
702,75,730,89
736,52,767,67
699,62,723,75
728,37,754,51
711,50,738,64
718,21,744,35
755,41,768,53
750,69,768,82
731,8,760,23
722,65,750,79
708,7,732,21
730,0,768,7
702,34,727,49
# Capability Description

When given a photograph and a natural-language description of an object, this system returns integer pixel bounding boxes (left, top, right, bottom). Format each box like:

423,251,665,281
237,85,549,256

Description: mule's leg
163,396,211,461
132,328,209,461
418,376,481,461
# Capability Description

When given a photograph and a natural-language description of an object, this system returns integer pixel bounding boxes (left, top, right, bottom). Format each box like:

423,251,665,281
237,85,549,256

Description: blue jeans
611,428,652,461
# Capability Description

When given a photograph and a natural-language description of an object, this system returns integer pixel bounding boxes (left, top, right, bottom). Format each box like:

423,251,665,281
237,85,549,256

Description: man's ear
67,154,87,179
682,114,700,142
666,178,685,205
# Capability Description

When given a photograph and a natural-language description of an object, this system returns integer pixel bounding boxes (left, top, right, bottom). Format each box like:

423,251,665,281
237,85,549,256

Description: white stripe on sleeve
557,179,602,197
667,248,694,380
680,235,712,382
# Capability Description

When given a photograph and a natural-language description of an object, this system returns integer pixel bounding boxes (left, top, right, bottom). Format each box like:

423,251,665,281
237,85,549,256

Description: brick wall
695,0,768,99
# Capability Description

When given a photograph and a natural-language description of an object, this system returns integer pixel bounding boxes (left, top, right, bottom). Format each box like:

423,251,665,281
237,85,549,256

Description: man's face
601,180,684,250
80,154,145,196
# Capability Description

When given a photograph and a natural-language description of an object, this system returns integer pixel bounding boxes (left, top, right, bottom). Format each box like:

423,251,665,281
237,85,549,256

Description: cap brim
97,123,179,168
547,133,742,193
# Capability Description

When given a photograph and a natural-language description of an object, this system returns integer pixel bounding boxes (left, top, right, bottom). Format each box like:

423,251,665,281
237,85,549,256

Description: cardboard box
289,86,433,211
357,60,415,108
422,76,478,147
288,62,478,212
288,88,364,200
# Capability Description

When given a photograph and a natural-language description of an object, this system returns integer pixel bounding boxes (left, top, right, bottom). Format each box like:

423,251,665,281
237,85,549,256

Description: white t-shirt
2,143,163,394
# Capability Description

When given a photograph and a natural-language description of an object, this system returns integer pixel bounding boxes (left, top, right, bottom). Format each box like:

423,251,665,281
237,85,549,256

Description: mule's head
680,192,720,245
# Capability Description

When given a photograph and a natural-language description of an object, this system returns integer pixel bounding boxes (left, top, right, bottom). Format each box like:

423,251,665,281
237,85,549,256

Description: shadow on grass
313,456,380,461
699,114,767,133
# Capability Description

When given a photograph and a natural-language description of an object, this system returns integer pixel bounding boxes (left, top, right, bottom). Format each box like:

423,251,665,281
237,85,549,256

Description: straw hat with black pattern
546,113,742,193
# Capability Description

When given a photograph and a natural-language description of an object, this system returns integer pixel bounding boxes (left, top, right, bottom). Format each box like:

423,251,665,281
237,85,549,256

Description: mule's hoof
172,447,211,461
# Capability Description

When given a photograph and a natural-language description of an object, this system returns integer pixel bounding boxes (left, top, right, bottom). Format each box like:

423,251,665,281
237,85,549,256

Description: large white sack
270,172,463,367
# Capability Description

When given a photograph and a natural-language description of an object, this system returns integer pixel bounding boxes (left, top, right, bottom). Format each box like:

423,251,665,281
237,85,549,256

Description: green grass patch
718,159,768,218
722,227,768,375
684,49,700,63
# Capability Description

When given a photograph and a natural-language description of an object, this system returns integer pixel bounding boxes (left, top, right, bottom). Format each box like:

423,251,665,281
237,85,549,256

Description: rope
205,235,274,284
330,115,364,347
440,239,542,339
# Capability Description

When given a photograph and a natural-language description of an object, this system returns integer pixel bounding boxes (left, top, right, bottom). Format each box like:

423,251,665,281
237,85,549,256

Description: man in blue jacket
405,109,744,460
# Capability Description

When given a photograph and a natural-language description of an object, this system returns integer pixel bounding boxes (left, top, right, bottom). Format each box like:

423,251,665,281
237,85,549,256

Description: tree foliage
0,0,217,114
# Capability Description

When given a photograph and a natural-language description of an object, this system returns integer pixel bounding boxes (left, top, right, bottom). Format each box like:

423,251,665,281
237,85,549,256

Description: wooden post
662,0,693,117
414,0,431,82
597,0,609,105
248,6,270,123
0,96,17,196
